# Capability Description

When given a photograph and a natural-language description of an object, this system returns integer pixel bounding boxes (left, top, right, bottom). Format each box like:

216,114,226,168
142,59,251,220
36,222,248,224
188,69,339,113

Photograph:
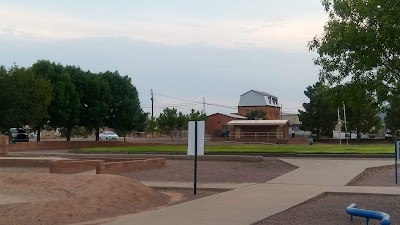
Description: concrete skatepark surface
101,158,398,225
0,154,398,225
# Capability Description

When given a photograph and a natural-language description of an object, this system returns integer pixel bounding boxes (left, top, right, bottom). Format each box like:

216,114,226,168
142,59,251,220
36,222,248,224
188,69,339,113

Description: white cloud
0,6,327,50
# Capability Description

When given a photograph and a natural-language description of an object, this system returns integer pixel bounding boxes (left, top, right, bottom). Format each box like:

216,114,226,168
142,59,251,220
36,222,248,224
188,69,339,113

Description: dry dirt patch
0,173,169,225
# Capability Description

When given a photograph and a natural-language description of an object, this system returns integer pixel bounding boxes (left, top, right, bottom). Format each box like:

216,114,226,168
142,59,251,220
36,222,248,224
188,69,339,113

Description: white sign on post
187,121,205,156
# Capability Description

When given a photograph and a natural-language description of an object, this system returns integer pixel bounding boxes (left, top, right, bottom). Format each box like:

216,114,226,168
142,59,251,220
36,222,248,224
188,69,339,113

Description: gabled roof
207,113,246,119
241,90,277,98
227,120,291,126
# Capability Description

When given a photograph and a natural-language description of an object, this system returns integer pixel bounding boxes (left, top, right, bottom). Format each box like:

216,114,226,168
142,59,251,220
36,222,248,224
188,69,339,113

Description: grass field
74,144,395,154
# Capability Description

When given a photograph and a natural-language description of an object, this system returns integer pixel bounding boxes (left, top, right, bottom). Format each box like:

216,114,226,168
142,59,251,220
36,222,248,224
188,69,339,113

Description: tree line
149,108,206,140
300,0,400,141
298,81,383,141
0,60,207,141
0,60,145,141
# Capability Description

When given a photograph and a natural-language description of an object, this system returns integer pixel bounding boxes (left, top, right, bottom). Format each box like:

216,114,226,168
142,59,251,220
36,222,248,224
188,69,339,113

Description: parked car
385,130,392,139
99,131,119,141
10,128,29,143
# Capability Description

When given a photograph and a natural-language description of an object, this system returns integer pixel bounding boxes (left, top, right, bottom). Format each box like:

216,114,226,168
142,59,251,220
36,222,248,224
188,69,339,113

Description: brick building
238,90,281,119
205,90,288,138
227,120,290,139
205,113,246,136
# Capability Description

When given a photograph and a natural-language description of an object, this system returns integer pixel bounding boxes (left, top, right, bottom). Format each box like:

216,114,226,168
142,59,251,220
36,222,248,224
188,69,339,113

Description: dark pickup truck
10,128,29,143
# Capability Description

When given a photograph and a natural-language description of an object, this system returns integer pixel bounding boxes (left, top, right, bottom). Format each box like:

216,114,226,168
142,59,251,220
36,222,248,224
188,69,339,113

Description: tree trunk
36,128,41,142
95,127,100,141
357,129,361,143
124,132,126,142
171,130,174,141
66,128,72,141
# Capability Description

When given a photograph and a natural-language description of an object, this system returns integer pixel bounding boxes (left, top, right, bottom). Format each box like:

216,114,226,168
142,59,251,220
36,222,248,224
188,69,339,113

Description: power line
154,92,237,109
138,90,151,95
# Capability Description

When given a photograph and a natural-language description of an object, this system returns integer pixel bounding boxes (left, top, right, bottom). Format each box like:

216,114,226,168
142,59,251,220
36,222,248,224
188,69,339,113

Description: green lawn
74,144,395,154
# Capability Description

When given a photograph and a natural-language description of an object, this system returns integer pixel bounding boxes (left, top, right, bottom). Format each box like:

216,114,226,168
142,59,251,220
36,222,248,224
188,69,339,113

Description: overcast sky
0,0,328,116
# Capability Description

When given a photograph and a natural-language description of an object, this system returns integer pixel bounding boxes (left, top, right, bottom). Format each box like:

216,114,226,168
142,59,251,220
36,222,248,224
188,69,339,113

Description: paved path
142,181,256,190
100,158,395,225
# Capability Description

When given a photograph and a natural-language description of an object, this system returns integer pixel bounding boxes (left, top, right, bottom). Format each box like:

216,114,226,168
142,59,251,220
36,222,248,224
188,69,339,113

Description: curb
8,152,264,162
73,151,395,158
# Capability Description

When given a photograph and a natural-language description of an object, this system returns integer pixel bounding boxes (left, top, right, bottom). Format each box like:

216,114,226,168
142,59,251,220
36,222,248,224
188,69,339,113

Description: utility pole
151,89,154,119
343,102,349,145
203,97,205,114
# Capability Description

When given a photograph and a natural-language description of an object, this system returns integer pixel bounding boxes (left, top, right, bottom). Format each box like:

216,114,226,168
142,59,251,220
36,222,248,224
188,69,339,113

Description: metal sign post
187,120,204,195
194,121,198,195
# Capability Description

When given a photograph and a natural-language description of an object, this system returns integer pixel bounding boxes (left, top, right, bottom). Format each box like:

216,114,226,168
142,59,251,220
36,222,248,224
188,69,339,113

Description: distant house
205,113,246,136
206,90,290,139
238,90,281,119
282,113,309,138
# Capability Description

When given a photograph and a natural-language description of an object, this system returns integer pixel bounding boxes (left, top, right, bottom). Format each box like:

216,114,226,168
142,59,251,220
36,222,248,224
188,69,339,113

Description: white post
343,102,349,145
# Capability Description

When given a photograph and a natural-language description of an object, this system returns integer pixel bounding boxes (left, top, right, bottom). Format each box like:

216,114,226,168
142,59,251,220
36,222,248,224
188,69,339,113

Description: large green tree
68,66,111,141
309,0,400,101
157,107,178,140
0,65,52,130
385,85,400,133
101,71,143,141
329,82,381,142
31,60,80,141
298,82,337,140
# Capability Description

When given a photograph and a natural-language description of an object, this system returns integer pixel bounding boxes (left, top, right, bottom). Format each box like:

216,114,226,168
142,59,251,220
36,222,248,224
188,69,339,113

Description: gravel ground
121,159,297,183
253,193,400,225
350,164,399,186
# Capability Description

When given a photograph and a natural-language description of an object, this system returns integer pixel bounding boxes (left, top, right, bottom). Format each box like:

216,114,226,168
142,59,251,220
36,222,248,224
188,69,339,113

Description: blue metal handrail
346,203,390,225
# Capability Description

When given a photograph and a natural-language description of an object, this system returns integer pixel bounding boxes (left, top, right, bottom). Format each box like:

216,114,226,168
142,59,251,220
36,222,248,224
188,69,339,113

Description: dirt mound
0,173,169,225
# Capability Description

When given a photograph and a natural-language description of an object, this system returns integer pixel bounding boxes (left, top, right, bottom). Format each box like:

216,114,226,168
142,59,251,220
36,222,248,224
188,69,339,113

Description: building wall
238,106,281,119
240,125,278,133
282,114,301,124
230,125,289,138
277,125,290,138
205,114,242,135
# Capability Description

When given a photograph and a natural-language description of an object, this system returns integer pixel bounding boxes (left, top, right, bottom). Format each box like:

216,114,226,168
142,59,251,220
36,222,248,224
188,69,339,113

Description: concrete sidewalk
268,158,393,186
100,158,396,225
143,181,256,190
